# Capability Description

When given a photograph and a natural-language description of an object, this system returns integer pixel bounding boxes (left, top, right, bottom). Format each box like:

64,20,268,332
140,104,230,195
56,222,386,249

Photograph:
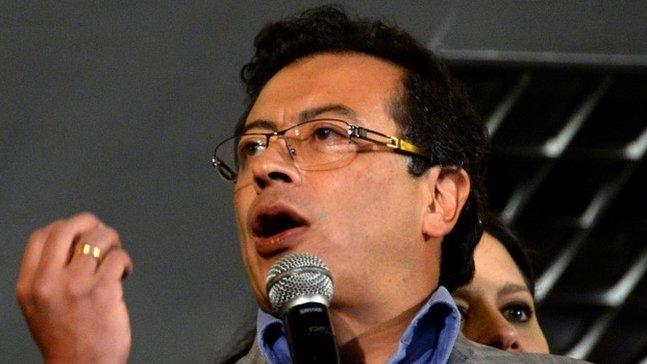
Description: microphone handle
284,301,340,364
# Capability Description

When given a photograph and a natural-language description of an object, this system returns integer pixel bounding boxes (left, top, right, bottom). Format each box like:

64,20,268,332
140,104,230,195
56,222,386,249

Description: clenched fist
16,212,133,364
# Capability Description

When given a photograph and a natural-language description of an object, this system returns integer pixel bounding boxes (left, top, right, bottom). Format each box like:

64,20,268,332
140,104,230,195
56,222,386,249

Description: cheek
308,167,375,214
463,316,488,337
330,161,411,211
310,168,391,242
304,168,392,256
233,188,254,234
232,189,270,297
517,322,549,353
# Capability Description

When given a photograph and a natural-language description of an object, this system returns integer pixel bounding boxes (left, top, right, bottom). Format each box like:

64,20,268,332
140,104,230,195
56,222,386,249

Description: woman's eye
456,305,468,322
501,302,532,323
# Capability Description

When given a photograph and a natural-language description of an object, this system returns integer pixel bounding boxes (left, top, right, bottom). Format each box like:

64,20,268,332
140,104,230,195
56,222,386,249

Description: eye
238,138,266,157
501,302,533,324
313,125,346,142
314,127,332,139
454,301,468,323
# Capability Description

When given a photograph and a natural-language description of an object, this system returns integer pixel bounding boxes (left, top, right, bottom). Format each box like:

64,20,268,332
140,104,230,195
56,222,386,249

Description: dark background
2,1,645,363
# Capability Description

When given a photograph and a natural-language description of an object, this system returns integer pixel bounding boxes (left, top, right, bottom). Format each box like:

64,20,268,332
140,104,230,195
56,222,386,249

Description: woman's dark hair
236,5,489,293
481,212,536,296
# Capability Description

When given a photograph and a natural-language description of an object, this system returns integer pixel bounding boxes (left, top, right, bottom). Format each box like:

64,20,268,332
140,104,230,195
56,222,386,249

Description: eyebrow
242,104,358,133
498,283,531,297
298,104,357,122
242,119,276,133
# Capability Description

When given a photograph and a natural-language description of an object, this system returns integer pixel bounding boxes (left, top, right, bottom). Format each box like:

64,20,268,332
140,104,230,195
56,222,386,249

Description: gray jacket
236,334,590,363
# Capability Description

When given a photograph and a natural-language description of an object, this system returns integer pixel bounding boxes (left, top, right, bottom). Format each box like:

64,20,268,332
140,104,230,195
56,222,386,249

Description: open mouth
252,209,308,238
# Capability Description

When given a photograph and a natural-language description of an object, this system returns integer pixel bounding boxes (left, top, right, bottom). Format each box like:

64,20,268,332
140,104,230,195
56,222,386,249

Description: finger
96,249,134,284
16,226,52,305
68,225,122,276
38,212,102,274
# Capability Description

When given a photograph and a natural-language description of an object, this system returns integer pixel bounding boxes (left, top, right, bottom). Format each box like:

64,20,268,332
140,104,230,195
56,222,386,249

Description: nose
249,137,301,192
477,310,522,352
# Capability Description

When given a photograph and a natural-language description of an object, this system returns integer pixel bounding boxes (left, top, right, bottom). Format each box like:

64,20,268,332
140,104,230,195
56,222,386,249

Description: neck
330,296,429,364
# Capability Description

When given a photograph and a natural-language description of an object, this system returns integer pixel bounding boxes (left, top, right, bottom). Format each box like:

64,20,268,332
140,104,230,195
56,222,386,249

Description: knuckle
114,250,133,268
73,211,100,225
106,248,124,261
49,219,66,231
32,282,55,302
113,249,130,261
104,227,121,243
94,283,122,303
15,282,31,303
103,249,134,278
42,220,67,240
65,279,90,298
27,228,45,243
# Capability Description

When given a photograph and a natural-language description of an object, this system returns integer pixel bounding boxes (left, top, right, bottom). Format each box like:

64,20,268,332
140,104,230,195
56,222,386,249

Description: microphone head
266,252,333,314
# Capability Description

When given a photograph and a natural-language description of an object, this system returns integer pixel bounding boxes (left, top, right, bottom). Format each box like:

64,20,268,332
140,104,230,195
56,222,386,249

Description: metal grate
451,65,647,363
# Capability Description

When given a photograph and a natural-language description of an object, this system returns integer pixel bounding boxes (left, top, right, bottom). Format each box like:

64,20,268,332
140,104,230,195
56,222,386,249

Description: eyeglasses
211,118,431,183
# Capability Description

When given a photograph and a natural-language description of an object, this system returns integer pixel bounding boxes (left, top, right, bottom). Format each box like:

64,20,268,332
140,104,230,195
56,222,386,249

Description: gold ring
74,242,103,263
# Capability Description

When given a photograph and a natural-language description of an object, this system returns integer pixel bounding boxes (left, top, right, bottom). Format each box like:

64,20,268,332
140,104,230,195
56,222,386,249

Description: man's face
234,53,440,314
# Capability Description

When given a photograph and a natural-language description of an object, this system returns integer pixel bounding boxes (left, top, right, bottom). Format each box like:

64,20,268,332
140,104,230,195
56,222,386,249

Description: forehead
246,52,405,132
472,233,528,289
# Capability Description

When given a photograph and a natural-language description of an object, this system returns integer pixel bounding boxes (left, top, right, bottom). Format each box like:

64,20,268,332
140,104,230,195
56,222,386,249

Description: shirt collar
255,286,461,364
387,286,461,364
256,308,291,364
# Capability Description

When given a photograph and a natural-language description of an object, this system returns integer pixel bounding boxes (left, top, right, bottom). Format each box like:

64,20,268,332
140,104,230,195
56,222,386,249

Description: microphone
266,253,340,364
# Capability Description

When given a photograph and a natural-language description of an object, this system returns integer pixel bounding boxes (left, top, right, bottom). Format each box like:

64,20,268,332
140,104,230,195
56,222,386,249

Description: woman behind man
453,213,550,353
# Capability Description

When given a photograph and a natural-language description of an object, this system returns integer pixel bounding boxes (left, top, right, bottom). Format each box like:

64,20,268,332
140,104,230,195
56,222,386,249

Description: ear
422,166,471,239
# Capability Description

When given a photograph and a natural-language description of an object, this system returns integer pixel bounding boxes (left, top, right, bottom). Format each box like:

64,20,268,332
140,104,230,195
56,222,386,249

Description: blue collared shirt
256,286,461,364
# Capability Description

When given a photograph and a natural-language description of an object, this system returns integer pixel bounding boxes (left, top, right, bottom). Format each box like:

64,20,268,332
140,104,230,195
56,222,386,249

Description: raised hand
16,212,133,364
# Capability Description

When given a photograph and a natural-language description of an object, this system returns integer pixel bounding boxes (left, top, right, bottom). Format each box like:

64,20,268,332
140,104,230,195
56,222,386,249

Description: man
16,6,583,363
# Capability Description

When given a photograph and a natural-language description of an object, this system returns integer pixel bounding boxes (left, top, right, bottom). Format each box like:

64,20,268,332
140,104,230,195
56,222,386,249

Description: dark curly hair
235,5,488,294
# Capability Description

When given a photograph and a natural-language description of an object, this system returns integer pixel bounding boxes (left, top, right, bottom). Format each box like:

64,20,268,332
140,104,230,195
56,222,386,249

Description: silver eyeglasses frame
211,118,432,183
